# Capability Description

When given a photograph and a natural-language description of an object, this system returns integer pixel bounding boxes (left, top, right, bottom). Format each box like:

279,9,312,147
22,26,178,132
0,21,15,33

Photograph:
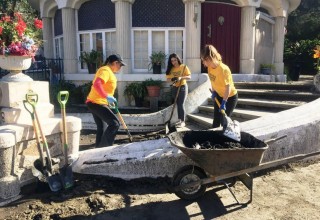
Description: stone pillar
239,6,256,74
62,8,78,74
274,16,285,75
0,131,20,204
183,0,204,74
42,17,54,59
112,0,133,73
112,0,134,106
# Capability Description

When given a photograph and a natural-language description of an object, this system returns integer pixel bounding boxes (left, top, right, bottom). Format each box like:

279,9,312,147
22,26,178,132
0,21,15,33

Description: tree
285,1,320,75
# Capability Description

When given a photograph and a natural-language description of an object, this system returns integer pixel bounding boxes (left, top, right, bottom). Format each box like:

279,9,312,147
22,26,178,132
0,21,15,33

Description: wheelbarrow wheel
172,165,207,200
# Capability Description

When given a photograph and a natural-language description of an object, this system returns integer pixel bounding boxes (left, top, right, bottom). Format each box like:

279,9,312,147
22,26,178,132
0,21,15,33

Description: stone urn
0,55,33,82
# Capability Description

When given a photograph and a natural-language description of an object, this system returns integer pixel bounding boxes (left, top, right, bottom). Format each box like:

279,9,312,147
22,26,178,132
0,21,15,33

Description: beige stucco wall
255,15,274,74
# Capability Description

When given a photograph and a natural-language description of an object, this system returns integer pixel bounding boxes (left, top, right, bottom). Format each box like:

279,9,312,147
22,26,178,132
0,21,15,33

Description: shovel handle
209,89,226,115
23,100,34,117
25,92,38,108
108,102,119,113
57,91,69,109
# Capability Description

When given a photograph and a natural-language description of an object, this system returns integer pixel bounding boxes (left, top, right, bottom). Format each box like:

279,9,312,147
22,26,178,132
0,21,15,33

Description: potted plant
79,50,103,74
148,51,167,74
124,82,146,107
260,63,275,75
143,78,162,97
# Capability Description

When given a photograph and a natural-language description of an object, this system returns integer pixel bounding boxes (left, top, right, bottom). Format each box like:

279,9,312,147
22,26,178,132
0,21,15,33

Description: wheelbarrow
167,130,320,203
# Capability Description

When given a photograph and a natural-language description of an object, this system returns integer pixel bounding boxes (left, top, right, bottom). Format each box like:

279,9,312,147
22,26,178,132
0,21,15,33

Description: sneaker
180,122,186,127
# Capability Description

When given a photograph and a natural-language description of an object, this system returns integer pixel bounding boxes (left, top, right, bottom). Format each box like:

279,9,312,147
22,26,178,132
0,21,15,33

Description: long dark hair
165,53,182,75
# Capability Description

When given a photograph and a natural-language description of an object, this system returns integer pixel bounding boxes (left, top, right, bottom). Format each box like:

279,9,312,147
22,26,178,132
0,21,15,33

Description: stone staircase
187,75,320,129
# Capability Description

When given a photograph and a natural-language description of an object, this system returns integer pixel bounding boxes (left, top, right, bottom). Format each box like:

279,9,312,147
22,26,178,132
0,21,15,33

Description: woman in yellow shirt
165,53,191,127
201,45,238,128
86,54,126,147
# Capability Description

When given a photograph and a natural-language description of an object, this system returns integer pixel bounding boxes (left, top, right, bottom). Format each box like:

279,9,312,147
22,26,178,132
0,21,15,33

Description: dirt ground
1,131,320,220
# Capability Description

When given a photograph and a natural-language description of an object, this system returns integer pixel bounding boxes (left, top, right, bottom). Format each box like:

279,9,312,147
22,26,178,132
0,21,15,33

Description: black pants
86,102,120,147
172,85,188,122
212,93,238,128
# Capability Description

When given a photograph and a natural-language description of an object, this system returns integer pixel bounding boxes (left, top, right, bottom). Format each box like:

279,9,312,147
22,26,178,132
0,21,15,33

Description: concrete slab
73,98,320,180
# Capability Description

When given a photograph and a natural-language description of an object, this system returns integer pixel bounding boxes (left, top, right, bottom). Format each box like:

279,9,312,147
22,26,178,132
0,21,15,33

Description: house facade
31,0,300,106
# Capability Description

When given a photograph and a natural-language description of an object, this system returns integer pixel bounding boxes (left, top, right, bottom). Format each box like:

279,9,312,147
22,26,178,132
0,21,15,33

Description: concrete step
235,81,314,91
198,105,270,120
187,113,212,129
237,89,320,102
235,98,303,111
207,98,304,111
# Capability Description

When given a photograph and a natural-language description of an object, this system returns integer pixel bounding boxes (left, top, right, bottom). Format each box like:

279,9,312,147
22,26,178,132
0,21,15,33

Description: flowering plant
313,45,320,73
0,12,42,58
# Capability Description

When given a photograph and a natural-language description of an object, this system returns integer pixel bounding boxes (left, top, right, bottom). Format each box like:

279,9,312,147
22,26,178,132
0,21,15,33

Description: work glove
106,95,117,104
220,100,227,112
171,77,178,83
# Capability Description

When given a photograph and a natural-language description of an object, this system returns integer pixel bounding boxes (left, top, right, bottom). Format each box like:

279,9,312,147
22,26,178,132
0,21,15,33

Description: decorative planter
260,68,272,75
0,55,33,82
146,86,160,97
87,63,97,74
152,64,162,74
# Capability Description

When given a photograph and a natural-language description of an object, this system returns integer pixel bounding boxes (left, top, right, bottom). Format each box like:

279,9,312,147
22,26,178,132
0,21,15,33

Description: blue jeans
212,93,238,128
172,84,188,122
86,102,120,147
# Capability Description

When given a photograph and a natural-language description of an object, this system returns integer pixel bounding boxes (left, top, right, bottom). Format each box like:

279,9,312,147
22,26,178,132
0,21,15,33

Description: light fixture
193,3,198,27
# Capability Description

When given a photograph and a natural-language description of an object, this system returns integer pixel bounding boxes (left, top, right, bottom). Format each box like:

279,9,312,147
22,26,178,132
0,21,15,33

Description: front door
201,2,241,73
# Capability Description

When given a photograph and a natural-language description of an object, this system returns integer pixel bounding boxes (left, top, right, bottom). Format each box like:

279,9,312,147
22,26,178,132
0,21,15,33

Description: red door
201,2,241,73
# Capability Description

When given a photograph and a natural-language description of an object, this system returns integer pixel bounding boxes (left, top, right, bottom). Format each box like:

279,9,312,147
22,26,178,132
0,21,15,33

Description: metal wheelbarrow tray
168,130,267,177
168,130,320,203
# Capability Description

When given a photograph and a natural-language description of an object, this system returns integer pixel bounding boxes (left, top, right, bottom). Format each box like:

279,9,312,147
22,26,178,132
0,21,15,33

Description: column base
240,59,255,74
0,176,20,201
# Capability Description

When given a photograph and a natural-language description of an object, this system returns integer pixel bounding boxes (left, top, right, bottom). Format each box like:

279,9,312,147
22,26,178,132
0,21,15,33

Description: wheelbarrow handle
25,92,38,108
265,135,287,145
57,91,69,108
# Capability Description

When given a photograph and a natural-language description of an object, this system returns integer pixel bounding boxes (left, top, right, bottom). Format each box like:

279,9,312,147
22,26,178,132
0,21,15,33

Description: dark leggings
172,85,188,122
86,102,120,147
212,93,238,128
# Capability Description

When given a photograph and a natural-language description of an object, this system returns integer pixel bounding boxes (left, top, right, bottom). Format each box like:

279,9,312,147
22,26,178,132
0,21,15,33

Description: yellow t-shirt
86,66,117,105
166,64,191,87
207,62,237,98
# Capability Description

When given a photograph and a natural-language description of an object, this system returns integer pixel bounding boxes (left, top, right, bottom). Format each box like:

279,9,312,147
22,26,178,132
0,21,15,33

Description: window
54,37,64,59
105,32,116,57
132,29,184,72
78,30,116,71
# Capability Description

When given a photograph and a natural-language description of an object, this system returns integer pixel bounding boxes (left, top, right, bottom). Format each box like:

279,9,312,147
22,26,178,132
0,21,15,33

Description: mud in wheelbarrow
167,130,269,202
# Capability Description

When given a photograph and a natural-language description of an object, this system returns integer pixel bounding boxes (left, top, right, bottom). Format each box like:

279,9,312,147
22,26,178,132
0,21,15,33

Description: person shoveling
210,89,241,142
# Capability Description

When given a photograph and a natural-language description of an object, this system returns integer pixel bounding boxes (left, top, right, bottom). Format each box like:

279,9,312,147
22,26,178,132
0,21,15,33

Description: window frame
77,29,116,72
131,28,185,73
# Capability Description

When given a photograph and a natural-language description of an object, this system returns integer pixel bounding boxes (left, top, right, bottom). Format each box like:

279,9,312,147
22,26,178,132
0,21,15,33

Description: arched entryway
201,2,241,73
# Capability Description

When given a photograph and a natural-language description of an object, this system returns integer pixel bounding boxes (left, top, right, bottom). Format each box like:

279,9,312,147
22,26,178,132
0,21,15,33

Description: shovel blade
47,173,63,192
222,115,241,142
165,121,177,134
61,165,74,189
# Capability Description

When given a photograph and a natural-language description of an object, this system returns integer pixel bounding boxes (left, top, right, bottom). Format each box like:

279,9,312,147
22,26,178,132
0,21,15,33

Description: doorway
201,2,241,73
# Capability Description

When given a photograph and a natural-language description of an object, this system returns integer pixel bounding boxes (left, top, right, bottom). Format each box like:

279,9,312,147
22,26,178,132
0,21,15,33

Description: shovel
25,92,63,192
57,91,74,189
165,73,188,134
165,83,181,134
210,90,241,142
110,101,133,143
